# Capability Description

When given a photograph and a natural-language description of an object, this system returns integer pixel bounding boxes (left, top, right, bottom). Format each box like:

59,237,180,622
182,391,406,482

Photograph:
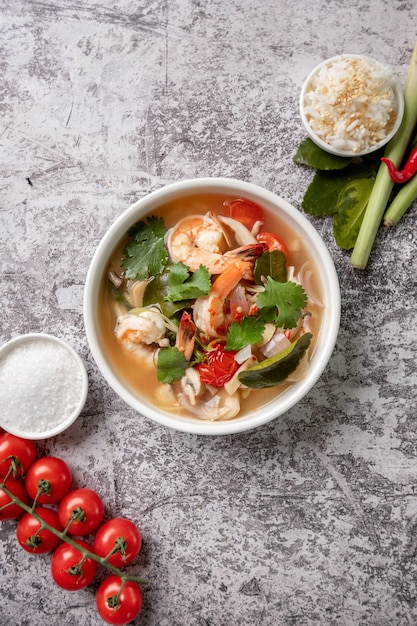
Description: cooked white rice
303,55,399,153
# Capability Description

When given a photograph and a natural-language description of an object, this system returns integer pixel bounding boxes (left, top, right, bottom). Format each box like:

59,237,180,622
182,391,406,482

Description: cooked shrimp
193,260,253,338
166,212,260,274
115,309,169,349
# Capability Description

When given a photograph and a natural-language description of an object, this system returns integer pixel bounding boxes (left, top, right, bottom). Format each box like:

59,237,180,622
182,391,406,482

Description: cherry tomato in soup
0,433,37,478
0,478,29,520
26,456,72,504
58,488,104,535
197,344,239,387
224,198,264,231
96,575,143,625
51,539,97,590
16,507,62,553
93,518,142,567
256,231,289,260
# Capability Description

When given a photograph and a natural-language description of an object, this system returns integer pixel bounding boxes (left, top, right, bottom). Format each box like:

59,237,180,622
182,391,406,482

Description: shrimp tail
176,311,197,361
224,242,265,261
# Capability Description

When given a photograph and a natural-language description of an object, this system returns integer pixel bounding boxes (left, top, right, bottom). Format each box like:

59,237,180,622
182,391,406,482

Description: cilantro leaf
143,272,192,317
156,346,188,383
226,316,265,351
256,278,307,329
121,216,168,280
165,263,211,302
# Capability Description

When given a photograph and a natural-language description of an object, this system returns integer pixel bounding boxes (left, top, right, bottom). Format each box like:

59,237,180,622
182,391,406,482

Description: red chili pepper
381,146,417,183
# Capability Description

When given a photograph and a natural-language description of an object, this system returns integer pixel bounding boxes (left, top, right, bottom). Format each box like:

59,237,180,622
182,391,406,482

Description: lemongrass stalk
384,172,417,225
350,41,417,269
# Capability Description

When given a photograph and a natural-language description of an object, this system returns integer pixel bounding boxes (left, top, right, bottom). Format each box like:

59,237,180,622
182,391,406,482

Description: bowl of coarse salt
0,334,88,440
299,54,404,157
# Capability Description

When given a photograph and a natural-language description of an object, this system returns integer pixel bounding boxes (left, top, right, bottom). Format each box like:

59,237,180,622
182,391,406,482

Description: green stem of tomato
0,481,148,585
30,480,52,512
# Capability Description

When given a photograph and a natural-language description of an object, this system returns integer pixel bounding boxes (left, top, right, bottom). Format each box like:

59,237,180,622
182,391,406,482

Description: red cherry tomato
16,507,63,553
58,488,104,536
0,478,29,520
26,456,72,504
256,231,289,260
224,198,264,230
0,433,37,478
96,575,143,625
51,539,97,591
197,344,239,387
93,518,142,568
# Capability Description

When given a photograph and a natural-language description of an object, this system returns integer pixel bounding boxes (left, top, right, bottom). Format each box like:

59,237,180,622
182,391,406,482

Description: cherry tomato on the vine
58,488,104,535
197,344,240,387
51,539,97,591
93,518,142,567
0,433,37,478
96,575,143,625
0,478,29,520
256,231,289,260
16,506,63,553
26,456,72,504
224,198,264,231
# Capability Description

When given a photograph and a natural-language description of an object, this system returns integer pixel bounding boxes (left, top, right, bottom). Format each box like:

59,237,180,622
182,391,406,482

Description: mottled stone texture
1,1,417,624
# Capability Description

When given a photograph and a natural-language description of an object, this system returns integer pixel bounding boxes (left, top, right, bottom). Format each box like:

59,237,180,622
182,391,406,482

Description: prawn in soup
99,194,324,421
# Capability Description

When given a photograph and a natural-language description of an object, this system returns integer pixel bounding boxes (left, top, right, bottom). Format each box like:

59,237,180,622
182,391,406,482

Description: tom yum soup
100,195,324,421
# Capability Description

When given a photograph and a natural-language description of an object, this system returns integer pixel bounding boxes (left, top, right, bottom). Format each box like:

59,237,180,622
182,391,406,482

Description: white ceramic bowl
84,178,340,435
0,333,88,440
300,54,404,157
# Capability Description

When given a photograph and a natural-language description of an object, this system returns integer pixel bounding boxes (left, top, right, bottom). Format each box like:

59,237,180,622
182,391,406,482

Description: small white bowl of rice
300,54,404,157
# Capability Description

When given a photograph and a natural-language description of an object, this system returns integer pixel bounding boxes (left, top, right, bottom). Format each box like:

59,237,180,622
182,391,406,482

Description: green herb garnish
156,346,188,383
165,263,211,302
226,317,265,351
257,278,307,329
121,216,168,280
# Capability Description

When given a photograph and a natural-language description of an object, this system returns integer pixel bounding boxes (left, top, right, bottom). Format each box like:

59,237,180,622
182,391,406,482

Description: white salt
0,338,84,433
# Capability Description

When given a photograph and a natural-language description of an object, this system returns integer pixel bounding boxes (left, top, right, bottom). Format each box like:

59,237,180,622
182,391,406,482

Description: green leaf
143,273,191,317
225,317,265,351
165,263,211,302
157,346,188,383
254,250,287,284
293,137,352,170
333,178,374,250
121,216,168,280
256,278,307,329
302,160,376,216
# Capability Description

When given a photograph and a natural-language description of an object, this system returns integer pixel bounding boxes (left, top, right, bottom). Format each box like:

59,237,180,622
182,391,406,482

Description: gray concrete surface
1,1,417,624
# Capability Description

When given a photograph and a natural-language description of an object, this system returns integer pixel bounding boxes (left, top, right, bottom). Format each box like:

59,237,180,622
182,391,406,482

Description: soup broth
98,192,324,420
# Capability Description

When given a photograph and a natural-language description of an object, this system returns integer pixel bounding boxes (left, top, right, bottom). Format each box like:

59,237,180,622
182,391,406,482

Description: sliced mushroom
180,367,202,406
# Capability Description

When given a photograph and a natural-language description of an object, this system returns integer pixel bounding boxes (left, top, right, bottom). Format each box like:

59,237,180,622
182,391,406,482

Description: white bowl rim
0,333,88,440
299,53,405,157
84,177,341,435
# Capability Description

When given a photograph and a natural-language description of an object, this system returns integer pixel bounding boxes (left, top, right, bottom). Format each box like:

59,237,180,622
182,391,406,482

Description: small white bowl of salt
0,334,88,440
